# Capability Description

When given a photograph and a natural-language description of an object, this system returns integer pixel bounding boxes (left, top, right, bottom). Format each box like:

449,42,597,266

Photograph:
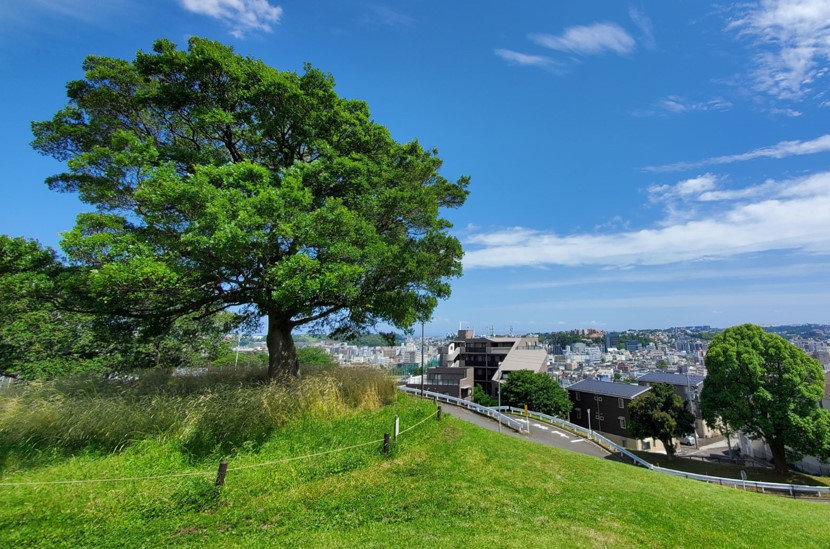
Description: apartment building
436,329,547,398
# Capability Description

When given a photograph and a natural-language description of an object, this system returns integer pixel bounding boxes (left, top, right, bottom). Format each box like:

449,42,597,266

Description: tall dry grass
0,365,395,467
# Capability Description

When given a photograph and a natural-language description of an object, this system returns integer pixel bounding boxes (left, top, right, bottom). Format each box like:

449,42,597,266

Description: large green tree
0,235,240,378
628,382,695,459
32,37,468,379
0,235,104,378
500,370,572,418
701,324,830,473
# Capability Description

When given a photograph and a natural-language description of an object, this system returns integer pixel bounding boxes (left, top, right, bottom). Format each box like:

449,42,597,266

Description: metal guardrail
399,387,830,498
398,386,528,433
497,405,830,497
496,406,654,470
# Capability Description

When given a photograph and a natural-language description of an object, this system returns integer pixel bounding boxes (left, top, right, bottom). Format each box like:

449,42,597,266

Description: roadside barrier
399,386,528,433
401,387,830,500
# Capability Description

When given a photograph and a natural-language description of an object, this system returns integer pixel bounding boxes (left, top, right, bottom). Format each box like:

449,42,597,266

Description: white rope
0,410,437,487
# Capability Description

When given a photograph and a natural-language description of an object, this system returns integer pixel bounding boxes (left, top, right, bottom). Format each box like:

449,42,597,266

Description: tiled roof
567,379,651,399
638,371,705,386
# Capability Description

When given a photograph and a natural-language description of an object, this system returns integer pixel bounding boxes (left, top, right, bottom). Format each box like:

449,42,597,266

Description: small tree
500,370,572,418
473,384,495,407
701,324,830,474
628,383,695,459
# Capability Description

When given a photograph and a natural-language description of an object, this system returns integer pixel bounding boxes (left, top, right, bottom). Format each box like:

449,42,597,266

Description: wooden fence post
215,460,228,487
384,433,391,457
437,405,442,421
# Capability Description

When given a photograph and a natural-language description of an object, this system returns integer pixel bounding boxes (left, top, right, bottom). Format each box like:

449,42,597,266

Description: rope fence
0,408,439,488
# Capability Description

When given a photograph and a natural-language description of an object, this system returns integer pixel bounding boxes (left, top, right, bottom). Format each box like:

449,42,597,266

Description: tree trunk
662,437,676,460
769,439,789,475
266,314,299,380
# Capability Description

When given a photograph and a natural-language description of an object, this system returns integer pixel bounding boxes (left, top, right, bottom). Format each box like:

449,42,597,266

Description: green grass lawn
2,394,830,548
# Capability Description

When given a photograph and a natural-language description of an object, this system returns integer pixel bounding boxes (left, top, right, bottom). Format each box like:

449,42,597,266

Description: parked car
680,435,697,446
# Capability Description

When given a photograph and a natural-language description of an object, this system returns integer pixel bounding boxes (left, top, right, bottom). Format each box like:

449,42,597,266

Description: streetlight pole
234,332,242,369
684,366,699,449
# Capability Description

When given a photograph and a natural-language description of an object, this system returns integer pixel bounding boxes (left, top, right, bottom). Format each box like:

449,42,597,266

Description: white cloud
648,174,719,203
494,49,555,68
3,0,127,23
728,0,830,101
657,95,733,114
644,133,830,172
510,261,830,290
530,22,636,55
364,5,413,27
629,6,655,49
768,107,803,117
181,0,282,38
464,171,830,268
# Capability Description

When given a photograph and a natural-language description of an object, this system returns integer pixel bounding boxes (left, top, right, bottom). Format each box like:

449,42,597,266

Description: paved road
441,402,610,460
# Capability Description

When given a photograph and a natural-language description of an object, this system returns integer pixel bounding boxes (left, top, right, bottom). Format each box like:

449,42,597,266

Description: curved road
440,402,610,459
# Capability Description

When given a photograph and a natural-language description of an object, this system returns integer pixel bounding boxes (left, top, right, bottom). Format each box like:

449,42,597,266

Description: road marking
533,424,549,431
571,439,585,444
552,431,569,439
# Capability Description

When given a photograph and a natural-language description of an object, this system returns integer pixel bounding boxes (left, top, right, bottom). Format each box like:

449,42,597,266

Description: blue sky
2,1,830,335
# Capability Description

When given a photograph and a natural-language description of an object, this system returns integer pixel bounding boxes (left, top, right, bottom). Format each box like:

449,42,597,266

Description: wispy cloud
768,107,802,117
2,0,127,24
510,261,830,290
464,171,830,268
363,5,414,27
728,0,830,101
530,22,636,55
648,173,719,203
181,0,282,38
494,48,555,68
658,95,733,113
644,134,830,172
628,5,656,49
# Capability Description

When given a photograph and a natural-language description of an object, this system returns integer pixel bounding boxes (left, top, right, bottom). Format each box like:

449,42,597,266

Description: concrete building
435,329,547,398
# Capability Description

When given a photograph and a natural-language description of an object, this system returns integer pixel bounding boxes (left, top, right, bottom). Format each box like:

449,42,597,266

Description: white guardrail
399,386,830,498
399,386,528,433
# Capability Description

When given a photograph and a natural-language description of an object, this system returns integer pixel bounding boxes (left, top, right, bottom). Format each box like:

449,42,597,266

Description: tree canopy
1,235,240,378
700,324,830,473
500,370,572,418
32,37,469,379
628,382,695,459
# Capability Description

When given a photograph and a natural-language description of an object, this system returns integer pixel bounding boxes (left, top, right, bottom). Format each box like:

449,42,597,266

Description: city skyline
2,1,830,334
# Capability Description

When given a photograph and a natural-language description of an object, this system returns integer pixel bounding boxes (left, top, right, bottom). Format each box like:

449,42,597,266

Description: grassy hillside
1,385,829,547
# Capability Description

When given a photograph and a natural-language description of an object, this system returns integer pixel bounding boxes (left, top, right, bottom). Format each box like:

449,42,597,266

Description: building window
618,398,624,409
575,408,582,419
642,440,651,451
575,392,581,401
619,417,626,429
